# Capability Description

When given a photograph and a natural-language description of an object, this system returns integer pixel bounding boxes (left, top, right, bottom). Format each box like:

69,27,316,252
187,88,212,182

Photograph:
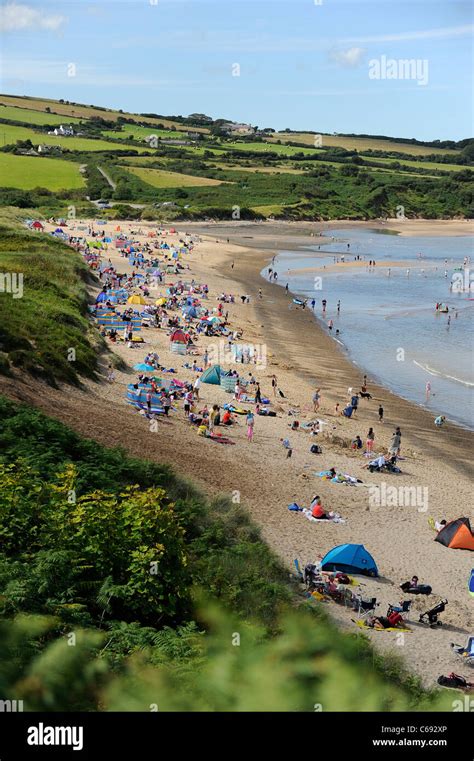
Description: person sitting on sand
351,435,363,450
434,415,446,427
310,495,329,520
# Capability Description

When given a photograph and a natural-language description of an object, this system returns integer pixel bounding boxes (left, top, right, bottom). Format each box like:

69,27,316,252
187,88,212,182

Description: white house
47,124,74,137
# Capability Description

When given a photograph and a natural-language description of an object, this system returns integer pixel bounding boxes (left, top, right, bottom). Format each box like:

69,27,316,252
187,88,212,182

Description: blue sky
0,0,472,140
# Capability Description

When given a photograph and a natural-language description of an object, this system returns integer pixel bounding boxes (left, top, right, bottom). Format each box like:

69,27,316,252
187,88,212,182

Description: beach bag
288,503,302,512
310,444,323,454
437,673,470,689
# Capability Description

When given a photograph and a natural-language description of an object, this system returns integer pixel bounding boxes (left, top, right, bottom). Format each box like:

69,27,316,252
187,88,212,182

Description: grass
0,105,83,126
0,94,209,133
122,166,228,188
0,123,154,153
0,153,86,190
269,132,458,156
225,140,323,156
0,210,99,384
210,163,305,175
103,125,193,141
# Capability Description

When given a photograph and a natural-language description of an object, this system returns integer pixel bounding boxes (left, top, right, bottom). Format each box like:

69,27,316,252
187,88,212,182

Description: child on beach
366,428,375,453
246,411,255,442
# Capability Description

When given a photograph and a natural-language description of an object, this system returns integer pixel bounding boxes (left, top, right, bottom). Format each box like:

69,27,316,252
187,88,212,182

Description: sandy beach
2,217,473,688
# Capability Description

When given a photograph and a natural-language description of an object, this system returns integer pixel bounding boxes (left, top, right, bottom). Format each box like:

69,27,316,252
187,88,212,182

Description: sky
0,0,473,141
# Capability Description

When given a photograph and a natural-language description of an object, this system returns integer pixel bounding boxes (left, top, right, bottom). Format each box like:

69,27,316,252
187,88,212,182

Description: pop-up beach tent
469,569,474,598
321,544,378,577
201,365,221,384
435,517,474,551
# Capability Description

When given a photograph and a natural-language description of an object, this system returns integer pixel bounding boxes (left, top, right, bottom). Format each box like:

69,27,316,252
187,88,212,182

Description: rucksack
310,444,322,454
437,673,469,689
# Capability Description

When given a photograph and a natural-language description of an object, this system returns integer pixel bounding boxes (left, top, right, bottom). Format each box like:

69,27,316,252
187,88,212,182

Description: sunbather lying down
366,612,404,630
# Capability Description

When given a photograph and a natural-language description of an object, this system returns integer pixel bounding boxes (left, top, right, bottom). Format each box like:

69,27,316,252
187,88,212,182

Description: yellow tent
127,295,146,305
155,297,167,306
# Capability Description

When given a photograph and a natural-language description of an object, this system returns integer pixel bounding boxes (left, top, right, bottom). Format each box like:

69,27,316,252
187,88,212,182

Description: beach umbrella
127,295,147,305
133,363,156,372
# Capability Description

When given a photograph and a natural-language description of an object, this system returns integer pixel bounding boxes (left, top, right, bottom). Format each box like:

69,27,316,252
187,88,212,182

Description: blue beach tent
321,544,378,577
469,569,474,598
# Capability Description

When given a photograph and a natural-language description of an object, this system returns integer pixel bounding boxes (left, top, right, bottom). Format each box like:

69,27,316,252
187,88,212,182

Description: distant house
37,144,62,155
47,124,74,137
223,122,255,136
17,147,39,156
186,131,202,140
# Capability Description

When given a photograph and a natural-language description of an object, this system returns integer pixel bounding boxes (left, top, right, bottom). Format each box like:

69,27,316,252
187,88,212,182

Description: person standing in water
425,381,431,399
337,300,341,314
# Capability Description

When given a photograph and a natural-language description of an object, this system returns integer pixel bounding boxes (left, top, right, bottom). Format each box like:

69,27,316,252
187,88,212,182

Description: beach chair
451,636,474,666
355,595,379,619
387,600,412,621
293,559,304,582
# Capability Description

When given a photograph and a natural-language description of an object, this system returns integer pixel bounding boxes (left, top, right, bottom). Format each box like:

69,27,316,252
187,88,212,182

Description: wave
413,360,474,388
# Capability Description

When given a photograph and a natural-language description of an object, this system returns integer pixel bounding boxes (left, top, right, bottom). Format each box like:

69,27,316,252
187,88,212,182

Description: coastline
2,216,472,687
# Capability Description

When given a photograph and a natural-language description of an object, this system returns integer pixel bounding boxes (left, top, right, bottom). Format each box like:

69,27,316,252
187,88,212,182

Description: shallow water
267,228,474,429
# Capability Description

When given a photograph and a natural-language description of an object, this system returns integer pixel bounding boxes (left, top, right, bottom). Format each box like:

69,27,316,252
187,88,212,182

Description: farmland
269,132,459,156
123,166,228,187
0,94,471,219
0,153,85,190
0,94,209,132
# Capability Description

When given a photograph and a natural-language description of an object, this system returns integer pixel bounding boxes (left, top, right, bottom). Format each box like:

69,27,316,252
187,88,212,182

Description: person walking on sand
193,375,201,400
272,375,278,397
203,349,209,369
366,427,375,453
378,404,384,424
312,388,321,412
390,426,402,456
246,410,255,442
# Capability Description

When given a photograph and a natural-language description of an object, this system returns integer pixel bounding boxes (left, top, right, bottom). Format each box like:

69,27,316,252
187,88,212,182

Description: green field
103,125,192,141
269,132,458,156
0,94,209,133
0,105,83,126
0,122,153,153
0,153,86,190
123,166,227,187
225,140,324,156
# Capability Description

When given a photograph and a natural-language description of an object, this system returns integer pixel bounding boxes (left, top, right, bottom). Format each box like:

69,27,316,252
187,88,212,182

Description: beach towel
301,508,345,524
353,620,411,633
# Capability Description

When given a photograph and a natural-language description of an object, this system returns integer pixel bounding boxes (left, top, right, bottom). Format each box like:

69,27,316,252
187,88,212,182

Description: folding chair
387,599,412,621
451,636,474,666
355,595,379,619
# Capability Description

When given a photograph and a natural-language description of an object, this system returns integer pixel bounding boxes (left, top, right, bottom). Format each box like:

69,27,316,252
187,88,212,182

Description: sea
268,228,474,429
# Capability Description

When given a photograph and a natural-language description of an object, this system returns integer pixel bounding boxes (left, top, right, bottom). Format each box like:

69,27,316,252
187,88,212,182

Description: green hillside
0,94,472,220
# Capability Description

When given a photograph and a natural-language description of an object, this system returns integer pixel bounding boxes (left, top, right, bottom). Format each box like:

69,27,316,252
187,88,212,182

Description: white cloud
0,3,66,32
330,47,366,68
